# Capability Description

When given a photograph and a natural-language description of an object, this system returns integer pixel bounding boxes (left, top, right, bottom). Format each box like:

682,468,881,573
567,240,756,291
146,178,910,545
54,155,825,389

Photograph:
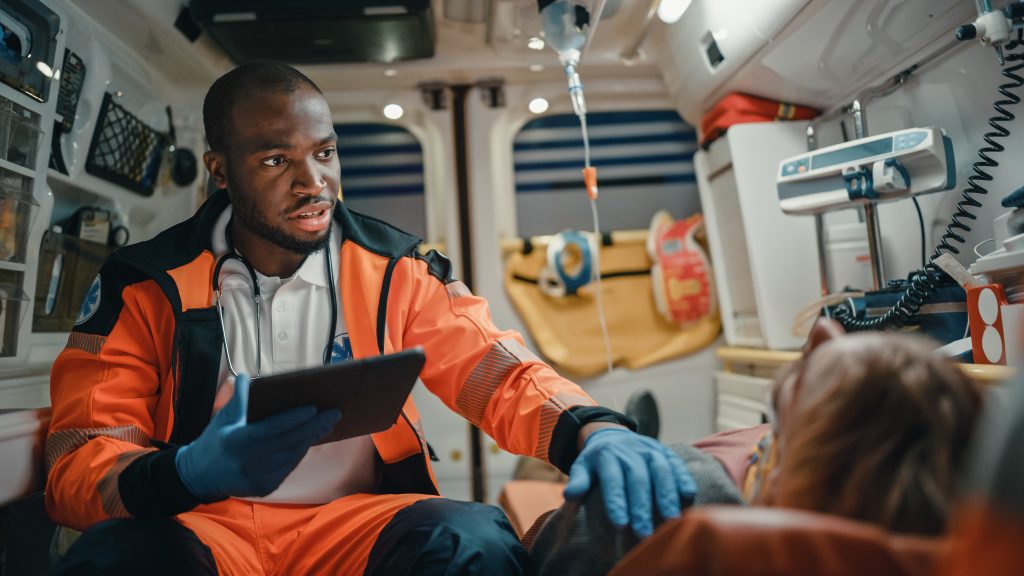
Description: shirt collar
211,204,232,257
293,221,340,288
292,241,331,287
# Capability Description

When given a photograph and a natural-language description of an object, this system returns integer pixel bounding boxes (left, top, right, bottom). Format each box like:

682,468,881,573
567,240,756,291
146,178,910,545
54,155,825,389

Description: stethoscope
212,220,339,378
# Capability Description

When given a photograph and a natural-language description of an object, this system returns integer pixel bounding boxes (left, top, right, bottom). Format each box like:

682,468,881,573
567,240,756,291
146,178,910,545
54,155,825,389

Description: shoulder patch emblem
75,275,102,326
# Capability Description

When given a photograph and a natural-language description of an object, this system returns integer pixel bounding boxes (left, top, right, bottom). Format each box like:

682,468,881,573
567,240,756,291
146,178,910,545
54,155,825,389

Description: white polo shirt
211,205,379,504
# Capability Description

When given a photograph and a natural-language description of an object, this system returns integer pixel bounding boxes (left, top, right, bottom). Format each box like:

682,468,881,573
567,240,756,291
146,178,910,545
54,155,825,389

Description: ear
803,317,845,356
203,150,229,190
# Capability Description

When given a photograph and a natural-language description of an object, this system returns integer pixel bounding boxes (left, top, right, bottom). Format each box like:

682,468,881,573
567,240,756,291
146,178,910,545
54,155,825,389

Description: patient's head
762,320,983,535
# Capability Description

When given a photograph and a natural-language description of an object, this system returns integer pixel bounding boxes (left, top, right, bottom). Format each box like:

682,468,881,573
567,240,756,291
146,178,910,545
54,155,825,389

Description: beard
226,176,332,256
232,193,331,256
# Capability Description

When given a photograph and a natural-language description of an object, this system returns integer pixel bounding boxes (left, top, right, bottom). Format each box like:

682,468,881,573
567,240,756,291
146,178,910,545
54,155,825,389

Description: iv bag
540,0,605,65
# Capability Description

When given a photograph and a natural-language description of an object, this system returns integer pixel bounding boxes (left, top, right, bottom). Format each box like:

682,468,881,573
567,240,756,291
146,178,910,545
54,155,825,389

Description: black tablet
247,348,426,445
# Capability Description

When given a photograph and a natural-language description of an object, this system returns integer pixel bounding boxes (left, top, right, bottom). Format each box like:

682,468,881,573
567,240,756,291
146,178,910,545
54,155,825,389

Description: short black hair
203,61,322,153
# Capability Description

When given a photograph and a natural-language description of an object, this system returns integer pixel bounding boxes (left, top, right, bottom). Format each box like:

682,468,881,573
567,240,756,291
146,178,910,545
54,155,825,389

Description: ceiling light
383,104,404,120
36,61,54,78
529,64,545,72
384,69,398,77
528,37,546,50
657,0,693,24
529,98,549,114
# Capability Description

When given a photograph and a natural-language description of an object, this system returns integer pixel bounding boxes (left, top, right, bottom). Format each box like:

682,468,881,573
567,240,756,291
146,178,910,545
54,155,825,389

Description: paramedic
46,61,695,575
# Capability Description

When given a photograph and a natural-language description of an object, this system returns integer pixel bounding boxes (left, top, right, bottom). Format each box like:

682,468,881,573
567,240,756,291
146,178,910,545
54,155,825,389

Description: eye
317,147,336,160
262,156,285,167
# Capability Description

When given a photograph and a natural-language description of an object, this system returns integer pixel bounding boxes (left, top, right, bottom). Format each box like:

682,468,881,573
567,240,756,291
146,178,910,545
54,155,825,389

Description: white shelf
0,0,67,369
0,88,47,116
0,407,51,504
0,159,36,180
47,168,163,232
47,169,124,209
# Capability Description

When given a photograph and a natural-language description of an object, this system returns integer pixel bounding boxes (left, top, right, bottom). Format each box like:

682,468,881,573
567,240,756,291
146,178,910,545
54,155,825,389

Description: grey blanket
527,443,745,576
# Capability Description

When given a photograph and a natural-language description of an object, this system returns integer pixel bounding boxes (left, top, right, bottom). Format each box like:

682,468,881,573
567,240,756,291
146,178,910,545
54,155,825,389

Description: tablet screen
246,348,426,445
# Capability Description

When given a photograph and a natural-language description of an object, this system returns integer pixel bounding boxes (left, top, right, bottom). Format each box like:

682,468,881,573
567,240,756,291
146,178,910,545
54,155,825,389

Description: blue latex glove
175,374,341,501
564,428,696,537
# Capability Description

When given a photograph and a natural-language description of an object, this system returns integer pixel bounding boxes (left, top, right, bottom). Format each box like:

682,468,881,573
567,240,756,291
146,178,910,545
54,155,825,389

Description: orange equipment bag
701,93,818,148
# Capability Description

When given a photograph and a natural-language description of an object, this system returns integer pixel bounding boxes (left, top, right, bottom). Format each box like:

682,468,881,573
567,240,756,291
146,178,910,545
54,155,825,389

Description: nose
292,156,327,196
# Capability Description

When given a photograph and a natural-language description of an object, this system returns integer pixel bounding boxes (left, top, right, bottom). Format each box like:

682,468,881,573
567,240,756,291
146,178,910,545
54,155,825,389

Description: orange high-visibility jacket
45,190,629,530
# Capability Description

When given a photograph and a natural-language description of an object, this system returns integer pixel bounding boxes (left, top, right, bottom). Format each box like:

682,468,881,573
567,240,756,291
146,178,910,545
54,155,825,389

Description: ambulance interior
0,0,1022,573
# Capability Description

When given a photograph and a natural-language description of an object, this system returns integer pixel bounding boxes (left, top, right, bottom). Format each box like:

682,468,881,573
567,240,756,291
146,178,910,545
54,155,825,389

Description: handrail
717,346,1013,384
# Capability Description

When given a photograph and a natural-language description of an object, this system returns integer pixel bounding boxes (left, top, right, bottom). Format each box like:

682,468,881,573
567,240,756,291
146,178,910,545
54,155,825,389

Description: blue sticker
330,333,352,364
75,275,102,326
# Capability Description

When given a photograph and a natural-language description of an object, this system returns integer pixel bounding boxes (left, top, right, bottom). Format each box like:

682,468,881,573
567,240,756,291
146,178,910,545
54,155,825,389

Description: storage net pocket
85,92,168,196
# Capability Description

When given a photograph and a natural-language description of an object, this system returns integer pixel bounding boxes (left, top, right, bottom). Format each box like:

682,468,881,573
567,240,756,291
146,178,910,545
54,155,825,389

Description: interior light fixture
529,64,545,72
528,37,546,50
529,97,549,114
383,103,404,120
384,69,398,77
657,0,693,24
35,61,54,78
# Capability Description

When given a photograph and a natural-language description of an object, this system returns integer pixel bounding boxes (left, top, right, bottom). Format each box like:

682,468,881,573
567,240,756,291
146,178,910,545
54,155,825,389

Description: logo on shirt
331,333,352,364
75,275,102,326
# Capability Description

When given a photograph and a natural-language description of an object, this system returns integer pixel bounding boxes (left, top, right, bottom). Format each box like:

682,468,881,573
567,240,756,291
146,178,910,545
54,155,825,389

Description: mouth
294,208,327,219
288,202,333,232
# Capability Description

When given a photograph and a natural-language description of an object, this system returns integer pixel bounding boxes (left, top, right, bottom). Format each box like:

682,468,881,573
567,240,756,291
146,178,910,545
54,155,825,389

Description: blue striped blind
513,110,700,238
335,123,427,239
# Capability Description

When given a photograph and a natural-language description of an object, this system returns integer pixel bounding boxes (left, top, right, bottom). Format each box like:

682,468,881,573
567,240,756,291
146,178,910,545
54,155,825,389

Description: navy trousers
53,498,525,575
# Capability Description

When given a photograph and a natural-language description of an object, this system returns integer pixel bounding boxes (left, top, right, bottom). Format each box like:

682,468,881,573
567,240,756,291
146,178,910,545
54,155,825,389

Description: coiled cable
833,32,1024,331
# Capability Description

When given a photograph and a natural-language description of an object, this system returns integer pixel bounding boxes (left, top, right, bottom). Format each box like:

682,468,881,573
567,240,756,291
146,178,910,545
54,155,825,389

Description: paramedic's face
219,87,340,255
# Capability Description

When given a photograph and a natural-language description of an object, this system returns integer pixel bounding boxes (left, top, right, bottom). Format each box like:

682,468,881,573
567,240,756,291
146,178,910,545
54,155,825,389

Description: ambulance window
335,123,427,239
513,110,699,238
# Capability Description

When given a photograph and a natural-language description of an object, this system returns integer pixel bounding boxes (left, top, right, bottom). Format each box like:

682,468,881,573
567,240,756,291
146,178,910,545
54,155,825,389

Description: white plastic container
825,222,872,292
695,121,820,350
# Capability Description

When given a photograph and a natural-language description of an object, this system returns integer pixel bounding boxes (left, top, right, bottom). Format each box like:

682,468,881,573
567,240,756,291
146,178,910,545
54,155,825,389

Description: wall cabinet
0,0,65,365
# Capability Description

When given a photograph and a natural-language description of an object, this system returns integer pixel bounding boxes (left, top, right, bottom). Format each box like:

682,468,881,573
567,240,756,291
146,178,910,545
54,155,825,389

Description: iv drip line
579,86,592,168
566,62,613,373
589,199,613,373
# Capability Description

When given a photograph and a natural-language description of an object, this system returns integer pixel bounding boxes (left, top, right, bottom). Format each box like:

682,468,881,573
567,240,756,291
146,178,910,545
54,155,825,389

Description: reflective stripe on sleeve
45,425,151,472
66,333,107,355
445,281,472,300
534,392,597,460
534,401,562,460
97,449,155,519
455,339,540,426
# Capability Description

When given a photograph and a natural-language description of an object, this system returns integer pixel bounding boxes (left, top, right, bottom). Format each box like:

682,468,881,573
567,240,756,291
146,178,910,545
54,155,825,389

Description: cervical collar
648,211,716,326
